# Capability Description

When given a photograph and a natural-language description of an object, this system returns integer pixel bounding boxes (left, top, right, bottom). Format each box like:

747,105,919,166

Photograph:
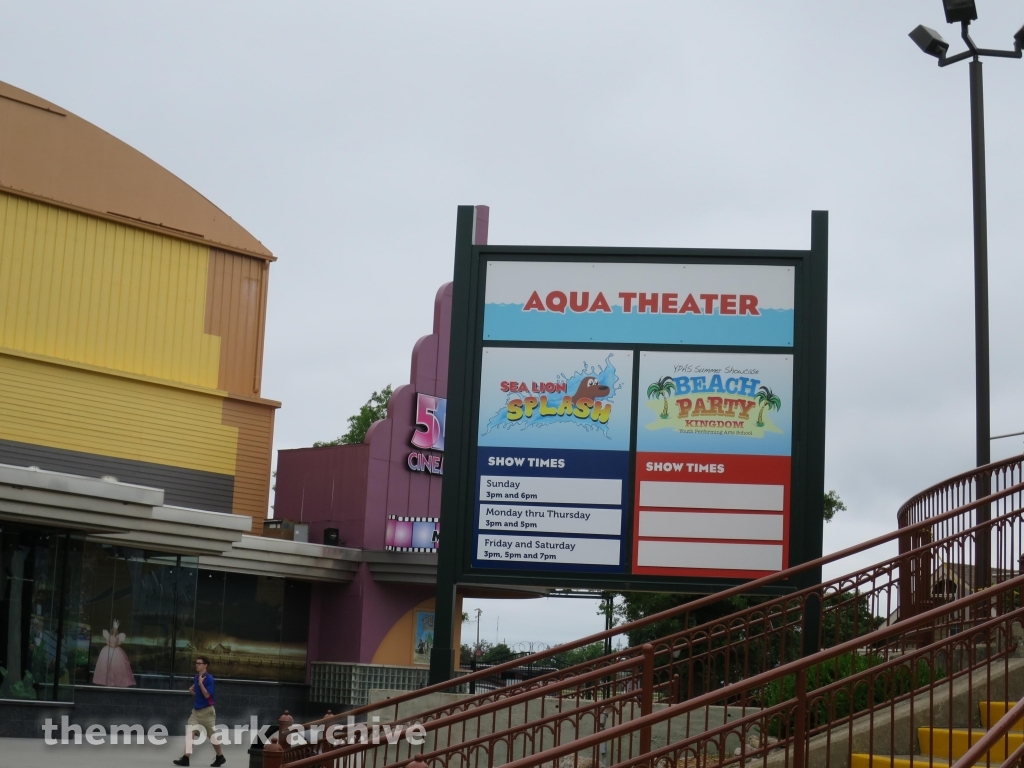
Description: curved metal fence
265,455,1024,768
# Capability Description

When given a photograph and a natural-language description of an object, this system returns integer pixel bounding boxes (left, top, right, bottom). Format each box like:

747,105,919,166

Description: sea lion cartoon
571,376,610,404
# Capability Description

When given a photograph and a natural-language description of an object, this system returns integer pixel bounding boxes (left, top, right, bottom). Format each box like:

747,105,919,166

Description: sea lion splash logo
483,354,621,438
572,377,610,403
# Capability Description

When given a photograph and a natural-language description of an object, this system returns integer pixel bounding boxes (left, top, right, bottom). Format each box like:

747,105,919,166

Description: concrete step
918,726,1023,761
766,662,1024,768
852,755,989,768
980,701,1024,732
853,755,948,768
851,702,1023,768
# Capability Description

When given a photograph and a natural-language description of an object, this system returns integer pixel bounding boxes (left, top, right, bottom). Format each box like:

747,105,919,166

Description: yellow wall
0,191,221,389
0,352,238,474
0,189,278,523
371,597,464,668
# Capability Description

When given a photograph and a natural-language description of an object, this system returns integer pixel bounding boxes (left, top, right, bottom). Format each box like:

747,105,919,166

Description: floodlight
943,0,978,24
910,25,950,58
1015,23,1024,49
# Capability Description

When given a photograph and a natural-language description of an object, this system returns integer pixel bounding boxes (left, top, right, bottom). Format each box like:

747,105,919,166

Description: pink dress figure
92,620,137,687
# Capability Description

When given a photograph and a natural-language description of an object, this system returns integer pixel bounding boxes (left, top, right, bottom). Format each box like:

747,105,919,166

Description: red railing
267,455,1024,768
501,579,1024,768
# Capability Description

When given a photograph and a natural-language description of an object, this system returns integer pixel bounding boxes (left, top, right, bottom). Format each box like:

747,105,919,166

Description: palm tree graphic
646,376,676,419
755,386,782,428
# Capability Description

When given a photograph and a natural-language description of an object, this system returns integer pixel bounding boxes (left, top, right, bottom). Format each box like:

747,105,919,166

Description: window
77,544,198,689
194,571,310,683
78,543,311,687
0,525,82,701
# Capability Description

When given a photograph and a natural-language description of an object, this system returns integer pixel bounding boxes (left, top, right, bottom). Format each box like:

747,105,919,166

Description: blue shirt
193,673,215,709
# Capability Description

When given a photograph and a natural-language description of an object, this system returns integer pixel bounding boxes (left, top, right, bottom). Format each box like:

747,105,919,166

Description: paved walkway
0,737,255,767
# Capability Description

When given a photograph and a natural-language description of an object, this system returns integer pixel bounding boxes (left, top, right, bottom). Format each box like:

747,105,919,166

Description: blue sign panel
473,447,629,572
483,261,795,347
473,347,634,572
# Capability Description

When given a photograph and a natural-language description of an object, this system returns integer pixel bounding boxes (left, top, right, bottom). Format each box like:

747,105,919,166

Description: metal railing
459,651,563,695
502,578,1024,768
264,454,1024,768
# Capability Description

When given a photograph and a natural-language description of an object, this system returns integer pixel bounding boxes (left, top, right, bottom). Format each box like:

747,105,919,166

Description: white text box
638,511,784,541
480,476,621,506
480,504,622,536
637,540,784,571
477,535,621,566
638,481,784,511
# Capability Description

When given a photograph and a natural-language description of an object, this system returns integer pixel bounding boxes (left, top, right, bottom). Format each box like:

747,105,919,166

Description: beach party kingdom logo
644,370,784,438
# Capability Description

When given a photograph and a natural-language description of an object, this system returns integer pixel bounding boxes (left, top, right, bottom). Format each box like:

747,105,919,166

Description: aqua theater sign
437,208,828,595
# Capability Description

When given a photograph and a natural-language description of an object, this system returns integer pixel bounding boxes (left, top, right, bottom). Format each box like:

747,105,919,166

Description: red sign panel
633,351,794,579
632,453,791,579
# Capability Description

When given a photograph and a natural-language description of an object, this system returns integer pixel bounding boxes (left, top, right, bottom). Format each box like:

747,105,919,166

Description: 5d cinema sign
408,393,446,475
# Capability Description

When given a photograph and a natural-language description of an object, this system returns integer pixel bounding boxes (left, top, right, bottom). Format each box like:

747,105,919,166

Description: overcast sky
5,2,1023,647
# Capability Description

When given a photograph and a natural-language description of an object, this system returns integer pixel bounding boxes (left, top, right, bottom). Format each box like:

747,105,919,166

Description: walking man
174,656,225,766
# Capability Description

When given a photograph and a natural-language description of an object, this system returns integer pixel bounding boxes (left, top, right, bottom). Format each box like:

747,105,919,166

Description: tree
820,590,885,647
481,642,514,664
647,376,676,419
460,639,493,667
823,489,846,523
615,591,764,650
755,385,782,427
314,385,393,447
459,643,477,667
551,641,607,668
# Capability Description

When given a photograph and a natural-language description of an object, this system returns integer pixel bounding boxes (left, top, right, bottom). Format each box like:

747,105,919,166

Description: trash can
248,725,279,768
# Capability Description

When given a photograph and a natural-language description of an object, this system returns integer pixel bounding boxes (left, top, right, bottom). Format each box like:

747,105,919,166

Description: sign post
430,208,828,683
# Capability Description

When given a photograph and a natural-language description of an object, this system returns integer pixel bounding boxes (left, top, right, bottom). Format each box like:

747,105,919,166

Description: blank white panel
480,476,621,505
637,540,784,571
639,511,784,541
638,481,785,511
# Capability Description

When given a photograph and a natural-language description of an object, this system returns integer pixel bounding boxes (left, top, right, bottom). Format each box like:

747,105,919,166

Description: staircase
263,456,1024,768
852,699,1024,768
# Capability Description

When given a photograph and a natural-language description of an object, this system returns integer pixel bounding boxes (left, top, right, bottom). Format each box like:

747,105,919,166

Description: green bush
552,642,607,669
760,653,946,736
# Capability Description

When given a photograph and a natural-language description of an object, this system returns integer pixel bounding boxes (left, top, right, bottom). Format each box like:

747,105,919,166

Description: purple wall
275,444,369,548
362,281,451,549
307,567,435,666
276,281,453,665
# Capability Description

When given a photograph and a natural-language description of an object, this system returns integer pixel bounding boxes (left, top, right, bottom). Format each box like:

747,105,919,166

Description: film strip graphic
385,515,440,552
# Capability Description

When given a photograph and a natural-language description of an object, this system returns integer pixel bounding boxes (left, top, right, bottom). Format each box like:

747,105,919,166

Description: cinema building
0,80,492,735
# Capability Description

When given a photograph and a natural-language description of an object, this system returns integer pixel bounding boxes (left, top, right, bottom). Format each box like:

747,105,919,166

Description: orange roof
0,80,273,260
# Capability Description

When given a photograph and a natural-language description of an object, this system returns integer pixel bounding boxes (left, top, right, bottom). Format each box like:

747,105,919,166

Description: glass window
193,571,309,682
281,579,312,684
0,524,83,702
77,544,197,690
4,534,313,696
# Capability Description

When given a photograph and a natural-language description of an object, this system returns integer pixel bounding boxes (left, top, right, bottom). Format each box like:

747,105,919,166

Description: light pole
474,607,482,657
602,593,614,656
910,1,1024,588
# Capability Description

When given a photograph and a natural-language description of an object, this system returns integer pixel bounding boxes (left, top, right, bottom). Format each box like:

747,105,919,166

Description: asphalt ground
0,737,255,767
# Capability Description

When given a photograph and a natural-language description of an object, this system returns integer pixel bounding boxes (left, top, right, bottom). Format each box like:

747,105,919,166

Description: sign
483,262,794,347
407,393,446,474
437,208,827,597
413,610,434,666
633,351,793,579
385,516,439,552
474,347,632,571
